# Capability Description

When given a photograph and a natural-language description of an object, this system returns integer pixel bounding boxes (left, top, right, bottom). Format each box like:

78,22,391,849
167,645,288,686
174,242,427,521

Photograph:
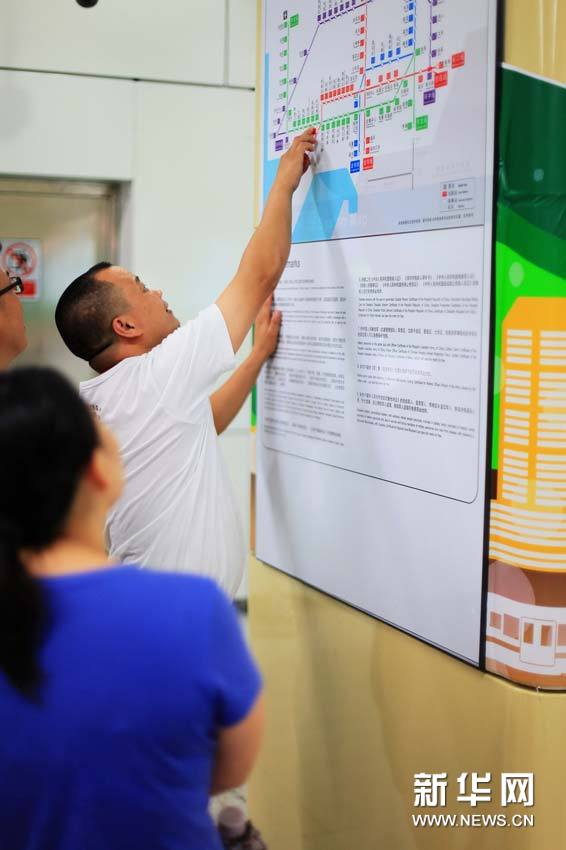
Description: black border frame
477,0,505,671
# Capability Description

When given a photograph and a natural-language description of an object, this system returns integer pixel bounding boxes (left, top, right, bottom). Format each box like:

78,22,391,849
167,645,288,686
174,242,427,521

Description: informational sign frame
0,238,42,301
256,0,500,665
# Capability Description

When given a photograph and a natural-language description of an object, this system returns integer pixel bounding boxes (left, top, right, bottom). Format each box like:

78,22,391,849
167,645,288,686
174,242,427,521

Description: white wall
130,83,254,326
128,80,256,589
0,0,259,595
0,71,134,180
1,0,257,88
228,0,259,88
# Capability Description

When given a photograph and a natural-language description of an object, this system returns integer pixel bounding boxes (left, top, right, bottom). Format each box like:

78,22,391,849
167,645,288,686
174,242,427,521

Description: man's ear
112,314,143,340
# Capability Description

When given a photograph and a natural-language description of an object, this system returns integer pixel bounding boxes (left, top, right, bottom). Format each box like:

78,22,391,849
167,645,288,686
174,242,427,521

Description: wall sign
256,0,498,664
0,239,42,300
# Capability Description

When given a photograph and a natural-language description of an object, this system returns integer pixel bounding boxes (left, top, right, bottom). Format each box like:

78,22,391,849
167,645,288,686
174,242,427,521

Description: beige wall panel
504,0,566,83
249,557,566,849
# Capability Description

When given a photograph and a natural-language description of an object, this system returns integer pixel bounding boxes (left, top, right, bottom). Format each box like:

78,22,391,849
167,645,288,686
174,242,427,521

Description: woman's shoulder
115,564,220,594
111,565,225,616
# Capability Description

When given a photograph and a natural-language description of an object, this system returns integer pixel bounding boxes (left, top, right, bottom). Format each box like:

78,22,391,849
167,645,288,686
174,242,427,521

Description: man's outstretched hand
252,294,282,364
275,128,317,193
210,295,283,434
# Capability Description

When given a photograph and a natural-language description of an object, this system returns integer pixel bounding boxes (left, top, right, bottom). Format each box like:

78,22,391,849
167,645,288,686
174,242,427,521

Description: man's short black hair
55,262,127,362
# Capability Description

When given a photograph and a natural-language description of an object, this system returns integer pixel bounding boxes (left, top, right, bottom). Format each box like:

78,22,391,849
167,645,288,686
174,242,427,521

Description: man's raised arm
216,128,317,354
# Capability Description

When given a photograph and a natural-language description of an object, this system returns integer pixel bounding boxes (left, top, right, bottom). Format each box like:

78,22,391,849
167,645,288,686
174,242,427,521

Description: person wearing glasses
0,366,264,850
54,129,317,596
0,270,26,368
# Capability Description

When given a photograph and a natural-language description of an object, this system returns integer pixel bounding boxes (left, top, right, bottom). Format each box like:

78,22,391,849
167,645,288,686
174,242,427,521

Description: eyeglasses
0,275,24,298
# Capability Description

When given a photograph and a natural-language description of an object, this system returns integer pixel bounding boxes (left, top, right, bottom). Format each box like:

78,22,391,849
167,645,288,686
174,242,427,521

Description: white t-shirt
80,304,245,597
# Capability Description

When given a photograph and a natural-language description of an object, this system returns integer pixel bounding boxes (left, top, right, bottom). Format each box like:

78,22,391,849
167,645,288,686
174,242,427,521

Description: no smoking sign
1,239,42,300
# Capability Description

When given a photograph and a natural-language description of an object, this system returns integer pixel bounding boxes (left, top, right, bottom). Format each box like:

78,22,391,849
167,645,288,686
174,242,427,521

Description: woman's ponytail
0,534,44,697
0,367,99,700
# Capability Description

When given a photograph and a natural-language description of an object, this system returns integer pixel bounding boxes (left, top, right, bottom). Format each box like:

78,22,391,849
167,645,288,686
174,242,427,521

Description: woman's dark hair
0,367,98,697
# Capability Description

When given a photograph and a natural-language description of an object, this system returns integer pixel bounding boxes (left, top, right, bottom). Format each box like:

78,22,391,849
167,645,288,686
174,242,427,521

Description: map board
256,0,498,663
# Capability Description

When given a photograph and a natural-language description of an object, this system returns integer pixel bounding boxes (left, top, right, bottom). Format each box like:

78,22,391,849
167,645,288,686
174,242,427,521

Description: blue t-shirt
0,567,261,850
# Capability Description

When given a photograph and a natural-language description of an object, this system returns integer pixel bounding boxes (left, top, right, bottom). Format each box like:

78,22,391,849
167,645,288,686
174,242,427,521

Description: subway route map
261,0,492,242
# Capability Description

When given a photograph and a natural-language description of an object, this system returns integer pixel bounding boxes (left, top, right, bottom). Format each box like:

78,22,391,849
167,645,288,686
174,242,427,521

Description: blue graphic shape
292,169,358,243
263,55,357,244
350,160,360,174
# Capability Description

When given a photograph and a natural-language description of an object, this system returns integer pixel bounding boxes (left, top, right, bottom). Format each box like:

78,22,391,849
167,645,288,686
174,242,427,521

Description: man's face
0,268,27,366
96,266,180,349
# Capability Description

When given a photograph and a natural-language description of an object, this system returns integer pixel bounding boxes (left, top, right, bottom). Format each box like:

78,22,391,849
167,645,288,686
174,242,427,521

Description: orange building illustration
487,297,566,688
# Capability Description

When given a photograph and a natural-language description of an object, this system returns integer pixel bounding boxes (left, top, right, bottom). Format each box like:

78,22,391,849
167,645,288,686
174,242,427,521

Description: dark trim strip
0,65,254,92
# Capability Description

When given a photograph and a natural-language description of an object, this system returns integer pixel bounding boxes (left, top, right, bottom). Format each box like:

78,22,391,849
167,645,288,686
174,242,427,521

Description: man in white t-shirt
55,129,317,596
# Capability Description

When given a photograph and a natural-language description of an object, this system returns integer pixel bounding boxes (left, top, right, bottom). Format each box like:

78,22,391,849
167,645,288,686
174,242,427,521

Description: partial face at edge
0,268,27,363
96,266,180,350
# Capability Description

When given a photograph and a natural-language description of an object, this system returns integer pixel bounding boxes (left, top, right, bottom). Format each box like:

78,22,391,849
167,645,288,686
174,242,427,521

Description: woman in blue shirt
0,367,264,850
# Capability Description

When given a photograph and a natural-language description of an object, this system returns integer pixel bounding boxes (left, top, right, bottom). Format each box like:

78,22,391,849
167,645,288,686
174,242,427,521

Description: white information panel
257,0,497,662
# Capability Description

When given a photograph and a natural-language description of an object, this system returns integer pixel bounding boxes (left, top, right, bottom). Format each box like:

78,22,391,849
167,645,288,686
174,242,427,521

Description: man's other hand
252,295,282,363
275,128,317,193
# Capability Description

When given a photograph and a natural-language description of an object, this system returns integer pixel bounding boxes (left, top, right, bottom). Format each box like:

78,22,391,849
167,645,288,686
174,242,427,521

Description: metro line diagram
263,0,488,242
